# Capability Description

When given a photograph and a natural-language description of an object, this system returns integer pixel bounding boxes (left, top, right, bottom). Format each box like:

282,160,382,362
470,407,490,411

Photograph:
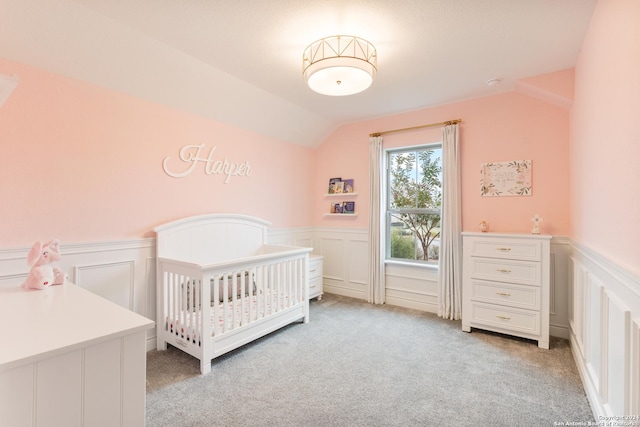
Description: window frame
384,142,443,266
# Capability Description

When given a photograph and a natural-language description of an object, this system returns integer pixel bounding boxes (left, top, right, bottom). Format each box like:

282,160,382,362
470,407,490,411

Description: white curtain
438,124,462,320
368,135,385,304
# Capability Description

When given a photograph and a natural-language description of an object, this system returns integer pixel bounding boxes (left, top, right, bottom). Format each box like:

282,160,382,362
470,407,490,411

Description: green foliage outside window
388,147,442,263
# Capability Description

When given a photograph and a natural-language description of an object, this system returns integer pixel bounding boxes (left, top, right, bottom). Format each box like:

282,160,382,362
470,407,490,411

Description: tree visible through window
387,145,442,264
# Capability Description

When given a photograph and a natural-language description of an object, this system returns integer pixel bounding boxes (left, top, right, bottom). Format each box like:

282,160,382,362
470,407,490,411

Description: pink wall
570,0,640,276
1,52,580,252
316,91,571,236
0,58,315,248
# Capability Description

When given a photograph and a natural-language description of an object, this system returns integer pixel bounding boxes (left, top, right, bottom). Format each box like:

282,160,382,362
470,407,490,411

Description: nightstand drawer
469,239,541,261
470,302,540,335
309,275,322,294
309,264,322,279
470,280,540,310
468,258,541,286
309,255,324,300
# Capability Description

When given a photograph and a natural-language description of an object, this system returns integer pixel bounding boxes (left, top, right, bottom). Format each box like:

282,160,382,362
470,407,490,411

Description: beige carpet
146,293,594,426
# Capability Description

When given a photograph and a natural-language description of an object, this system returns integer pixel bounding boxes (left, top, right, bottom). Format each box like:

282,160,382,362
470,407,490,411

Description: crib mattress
166,291,293,344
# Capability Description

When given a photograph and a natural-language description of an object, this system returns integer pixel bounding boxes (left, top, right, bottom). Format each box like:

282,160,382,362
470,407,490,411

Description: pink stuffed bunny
21,239,67,290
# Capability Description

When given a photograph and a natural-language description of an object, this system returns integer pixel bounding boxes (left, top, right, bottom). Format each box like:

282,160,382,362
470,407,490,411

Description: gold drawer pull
310,285,317,289
496,315,511,320
496,292,511,297
496,269,511,273
496,247,511,251
310,269,317,273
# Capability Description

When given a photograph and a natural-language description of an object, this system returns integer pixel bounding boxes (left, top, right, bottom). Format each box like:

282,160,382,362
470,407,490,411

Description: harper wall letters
162,144,252,183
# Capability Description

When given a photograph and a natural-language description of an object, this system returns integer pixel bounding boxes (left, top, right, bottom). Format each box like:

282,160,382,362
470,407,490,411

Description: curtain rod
369,119,462,137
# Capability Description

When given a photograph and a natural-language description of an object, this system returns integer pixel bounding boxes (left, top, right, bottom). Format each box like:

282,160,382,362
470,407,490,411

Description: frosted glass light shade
303,36,377,96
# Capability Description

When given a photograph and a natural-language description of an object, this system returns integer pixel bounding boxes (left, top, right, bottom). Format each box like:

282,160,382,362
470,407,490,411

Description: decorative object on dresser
479,220,489,232
21,239,68,290
309,255,324,300
462,232,551,349
530,214,543,234
154,213,312,375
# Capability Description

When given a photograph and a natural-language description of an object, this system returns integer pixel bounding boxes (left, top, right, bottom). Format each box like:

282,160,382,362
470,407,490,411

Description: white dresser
309,255,324,300
0,283,154,427
461,232,551,349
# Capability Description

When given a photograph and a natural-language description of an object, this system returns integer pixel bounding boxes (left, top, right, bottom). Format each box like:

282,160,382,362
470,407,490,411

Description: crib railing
156,247,309,357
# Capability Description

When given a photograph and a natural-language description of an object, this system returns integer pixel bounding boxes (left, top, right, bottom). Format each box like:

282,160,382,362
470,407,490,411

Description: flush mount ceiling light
303,35,377,96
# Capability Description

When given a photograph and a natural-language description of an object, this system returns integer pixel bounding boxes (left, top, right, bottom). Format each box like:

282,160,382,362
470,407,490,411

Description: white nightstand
309,255,324,300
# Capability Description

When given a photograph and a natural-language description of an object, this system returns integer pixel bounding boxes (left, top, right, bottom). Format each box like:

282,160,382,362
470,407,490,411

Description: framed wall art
480,160,532,197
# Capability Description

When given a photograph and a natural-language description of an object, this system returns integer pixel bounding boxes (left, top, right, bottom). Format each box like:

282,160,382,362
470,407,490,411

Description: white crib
154,213,311,374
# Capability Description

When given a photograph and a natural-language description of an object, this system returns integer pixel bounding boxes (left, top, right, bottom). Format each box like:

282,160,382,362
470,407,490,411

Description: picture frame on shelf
342,179,354,193
342,201,355,214
331,202,343,214
328,177,342,194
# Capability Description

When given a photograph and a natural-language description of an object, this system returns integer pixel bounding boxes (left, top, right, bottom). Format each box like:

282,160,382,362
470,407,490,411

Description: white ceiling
0,0,597,146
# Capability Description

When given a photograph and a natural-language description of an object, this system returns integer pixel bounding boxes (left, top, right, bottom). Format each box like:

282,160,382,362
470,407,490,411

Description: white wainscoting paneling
632,318,640,415
602,290,631,417
75,260,135,310
385,262,439,312
268,227,315,250
570,241,640,419
586,274,604,394
314,227,369,300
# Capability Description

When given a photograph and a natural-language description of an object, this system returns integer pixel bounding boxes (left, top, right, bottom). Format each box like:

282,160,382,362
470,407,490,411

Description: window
386,144,442,265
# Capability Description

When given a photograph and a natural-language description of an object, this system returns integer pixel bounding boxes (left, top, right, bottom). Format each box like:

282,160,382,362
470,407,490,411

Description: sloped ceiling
0,0,597,146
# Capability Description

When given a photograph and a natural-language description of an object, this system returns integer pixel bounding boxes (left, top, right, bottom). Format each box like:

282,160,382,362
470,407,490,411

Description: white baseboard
550,323,570,339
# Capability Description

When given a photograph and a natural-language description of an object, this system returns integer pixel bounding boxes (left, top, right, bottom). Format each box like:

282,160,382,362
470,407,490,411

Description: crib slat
197,279,200,342
213,274,220,337
248,268,254,323
268,264,274,316
231,271,238,331
240,272,245,324
222,274,228,332
258,266,268,319
287,260,292,308
298,259,302,302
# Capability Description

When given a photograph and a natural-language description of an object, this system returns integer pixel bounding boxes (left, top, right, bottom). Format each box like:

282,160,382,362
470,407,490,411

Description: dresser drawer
468,238,541,261
468,258,541,286
470,302,540,335
470,280,540,310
